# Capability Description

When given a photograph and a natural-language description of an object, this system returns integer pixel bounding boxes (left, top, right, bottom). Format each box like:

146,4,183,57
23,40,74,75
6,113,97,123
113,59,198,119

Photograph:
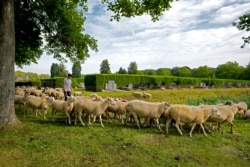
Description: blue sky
16,0,250,74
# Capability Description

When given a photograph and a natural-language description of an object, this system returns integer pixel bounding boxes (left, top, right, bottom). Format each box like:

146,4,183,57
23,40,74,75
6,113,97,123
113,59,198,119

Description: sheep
90,93,103,102
74,97,115,127
15,88,25,96
55,91,65,100
124,100,170,131
200,103,244,133
30,89,43,97
165,105,221,137
50,96,76,124
24,94,50,119
14,95,26,111
142,92,152,99
132,91,143,98
244,110,250,119
73,91,84,96
238,101,248,113
106,98,128,124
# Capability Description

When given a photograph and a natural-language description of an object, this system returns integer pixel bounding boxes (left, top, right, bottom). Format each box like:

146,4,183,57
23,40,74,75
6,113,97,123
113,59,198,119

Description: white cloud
16,0,250,74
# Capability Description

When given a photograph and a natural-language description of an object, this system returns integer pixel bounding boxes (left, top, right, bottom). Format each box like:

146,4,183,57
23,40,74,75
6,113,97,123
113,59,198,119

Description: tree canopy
102,0,176,21
233,12,250,48
100,59,111,74
14,0,98,67
128,61,138,74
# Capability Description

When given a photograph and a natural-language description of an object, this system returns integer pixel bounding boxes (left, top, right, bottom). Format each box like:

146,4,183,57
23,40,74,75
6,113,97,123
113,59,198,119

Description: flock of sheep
14,86,250,137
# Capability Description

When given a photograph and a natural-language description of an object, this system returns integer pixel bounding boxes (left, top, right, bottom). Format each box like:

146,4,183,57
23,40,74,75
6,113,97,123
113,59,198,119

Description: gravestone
105,80,117,90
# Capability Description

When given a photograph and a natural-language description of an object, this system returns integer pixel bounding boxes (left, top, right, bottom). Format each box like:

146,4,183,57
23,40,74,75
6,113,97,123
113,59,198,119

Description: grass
1,88,250,167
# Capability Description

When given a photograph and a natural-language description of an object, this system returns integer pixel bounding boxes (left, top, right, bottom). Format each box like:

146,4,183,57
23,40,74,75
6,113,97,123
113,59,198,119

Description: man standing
63,73,72,101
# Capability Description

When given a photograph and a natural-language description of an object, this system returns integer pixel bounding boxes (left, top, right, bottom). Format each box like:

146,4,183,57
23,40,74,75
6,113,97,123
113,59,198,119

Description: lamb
165,105,221,137
74,97,115,127
106,98,128,124
142,92,152,99
244,110,250,119
125,100,170,131
50,96,76,124
24,94,50,119
200,103,244,133
132,92,143,98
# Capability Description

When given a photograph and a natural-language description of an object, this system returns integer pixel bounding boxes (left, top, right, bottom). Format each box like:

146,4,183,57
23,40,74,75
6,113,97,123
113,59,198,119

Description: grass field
1,88,250,167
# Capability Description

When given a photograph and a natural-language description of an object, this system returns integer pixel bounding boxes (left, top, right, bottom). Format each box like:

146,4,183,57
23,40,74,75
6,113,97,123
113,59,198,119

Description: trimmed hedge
84,74,250,91
15,74,250,91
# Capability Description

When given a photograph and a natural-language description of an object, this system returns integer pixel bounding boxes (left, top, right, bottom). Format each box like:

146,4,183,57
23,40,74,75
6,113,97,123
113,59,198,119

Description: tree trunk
0,0,20,128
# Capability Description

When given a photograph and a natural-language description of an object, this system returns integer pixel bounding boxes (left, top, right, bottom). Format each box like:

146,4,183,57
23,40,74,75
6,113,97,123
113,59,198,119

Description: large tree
215,61,244,79
0,0,175,128
128,62,138,74
100,59,111,74
50,63,68,78
233,13,250,48
192,66,215,78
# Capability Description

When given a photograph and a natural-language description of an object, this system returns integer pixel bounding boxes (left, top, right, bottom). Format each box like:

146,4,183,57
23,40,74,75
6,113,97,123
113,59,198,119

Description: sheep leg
200,124,207,136
189,124,197,137
165,119,172,133
155,118,162,132
132,114,141,129
189,124,207,137
143,118,149,128
229,122,233,133
217,123,222,133
43,109,47,119
65,112,71,125
52,110,57,122
124,112,131,126
105,111,113,123
77,111,85,126
99,115,104,127
175,120,183,136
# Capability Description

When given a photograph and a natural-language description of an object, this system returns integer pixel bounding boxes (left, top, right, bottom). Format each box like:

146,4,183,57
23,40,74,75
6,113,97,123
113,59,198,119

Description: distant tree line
16,60,250,81
100,59,250,80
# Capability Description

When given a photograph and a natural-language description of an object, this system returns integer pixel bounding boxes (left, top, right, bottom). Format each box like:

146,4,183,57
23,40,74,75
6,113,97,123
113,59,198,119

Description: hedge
15,75,250,91
84,74,250,91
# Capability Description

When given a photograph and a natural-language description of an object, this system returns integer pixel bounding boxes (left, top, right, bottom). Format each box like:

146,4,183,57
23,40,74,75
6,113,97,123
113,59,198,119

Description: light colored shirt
64,78,72,91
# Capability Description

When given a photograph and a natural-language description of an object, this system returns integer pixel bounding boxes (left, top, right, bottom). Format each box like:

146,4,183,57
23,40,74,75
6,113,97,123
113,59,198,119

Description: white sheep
50,96,76,124
14,94,26,111
165,105,221,137
142,92,152,99
244,109,250,119
125,100,170,131
90,93,103,102
74,97,115,127
200,103,244,133
132,92,143,98
15,88,25,96
73,91,84,96
106,98,128,124
238,101,248,113
24,94,50,119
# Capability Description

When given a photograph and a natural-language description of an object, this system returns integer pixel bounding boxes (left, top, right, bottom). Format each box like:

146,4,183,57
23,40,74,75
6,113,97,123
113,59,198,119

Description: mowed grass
1,88,250,167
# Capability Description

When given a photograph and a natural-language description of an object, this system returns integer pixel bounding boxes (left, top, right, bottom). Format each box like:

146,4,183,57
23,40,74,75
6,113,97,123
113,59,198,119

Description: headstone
105,80,117,90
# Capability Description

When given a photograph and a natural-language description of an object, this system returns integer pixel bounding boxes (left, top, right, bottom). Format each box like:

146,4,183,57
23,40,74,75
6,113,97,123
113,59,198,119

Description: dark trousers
64,91,71,101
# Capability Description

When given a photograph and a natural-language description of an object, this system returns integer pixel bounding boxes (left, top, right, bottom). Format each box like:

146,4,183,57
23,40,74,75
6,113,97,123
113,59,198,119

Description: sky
16,0,250,74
